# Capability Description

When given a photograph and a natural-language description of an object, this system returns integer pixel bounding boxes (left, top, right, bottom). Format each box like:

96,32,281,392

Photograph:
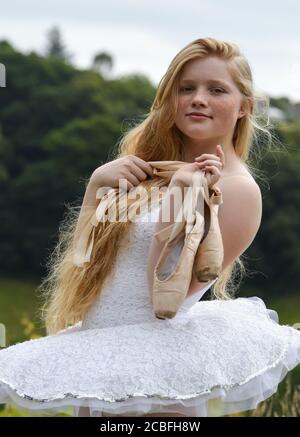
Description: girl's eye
211,88,225,94
180,87,193,92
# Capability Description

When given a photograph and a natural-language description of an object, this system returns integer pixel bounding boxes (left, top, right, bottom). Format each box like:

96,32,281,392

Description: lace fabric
0,202,300,417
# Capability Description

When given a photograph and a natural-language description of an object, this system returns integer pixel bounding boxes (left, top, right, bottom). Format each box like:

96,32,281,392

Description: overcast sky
1,0,300,102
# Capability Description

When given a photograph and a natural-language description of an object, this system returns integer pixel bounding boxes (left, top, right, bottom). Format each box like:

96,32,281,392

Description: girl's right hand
168,161,206,189
170,145,224,189
89,155,154,191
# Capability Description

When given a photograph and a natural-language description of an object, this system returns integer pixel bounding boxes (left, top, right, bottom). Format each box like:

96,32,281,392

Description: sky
1,0,300,103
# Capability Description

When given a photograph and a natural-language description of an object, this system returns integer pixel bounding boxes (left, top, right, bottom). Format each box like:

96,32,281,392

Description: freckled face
174,56,246,142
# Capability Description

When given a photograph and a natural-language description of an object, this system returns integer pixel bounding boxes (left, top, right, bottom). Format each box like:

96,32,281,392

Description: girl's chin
185,126,212,134
184,131,213,140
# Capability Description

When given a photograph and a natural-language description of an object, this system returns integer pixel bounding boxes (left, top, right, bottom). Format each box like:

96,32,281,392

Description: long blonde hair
38,36,276,335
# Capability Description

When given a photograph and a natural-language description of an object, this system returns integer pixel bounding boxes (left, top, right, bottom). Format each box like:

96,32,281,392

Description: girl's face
174,56,247,147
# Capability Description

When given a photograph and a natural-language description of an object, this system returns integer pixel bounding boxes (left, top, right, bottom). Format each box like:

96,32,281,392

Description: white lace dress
0,203,300,417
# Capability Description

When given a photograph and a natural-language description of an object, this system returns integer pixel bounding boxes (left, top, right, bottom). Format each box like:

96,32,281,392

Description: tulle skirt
0,296,300,417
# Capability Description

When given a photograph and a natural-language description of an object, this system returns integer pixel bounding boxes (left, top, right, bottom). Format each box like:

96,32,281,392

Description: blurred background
0,0,300,417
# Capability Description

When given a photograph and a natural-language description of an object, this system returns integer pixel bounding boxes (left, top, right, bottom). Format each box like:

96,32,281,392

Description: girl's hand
194,144,225,187
89,155,154,192
169,144,225,189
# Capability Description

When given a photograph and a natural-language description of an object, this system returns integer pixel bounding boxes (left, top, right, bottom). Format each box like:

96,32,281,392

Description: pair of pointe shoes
152,170,224,320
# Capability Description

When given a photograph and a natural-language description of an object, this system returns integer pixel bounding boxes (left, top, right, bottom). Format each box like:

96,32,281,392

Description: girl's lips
188,114,210,119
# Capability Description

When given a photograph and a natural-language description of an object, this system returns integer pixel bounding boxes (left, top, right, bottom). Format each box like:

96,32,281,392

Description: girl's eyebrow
180,78,230,87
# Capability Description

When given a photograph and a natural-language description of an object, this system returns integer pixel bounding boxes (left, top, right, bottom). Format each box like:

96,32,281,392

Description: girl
0,37,300,417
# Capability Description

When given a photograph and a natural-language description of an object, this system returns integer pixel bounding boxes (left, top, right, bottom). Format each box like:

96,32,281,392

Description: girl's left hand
194,144,225,187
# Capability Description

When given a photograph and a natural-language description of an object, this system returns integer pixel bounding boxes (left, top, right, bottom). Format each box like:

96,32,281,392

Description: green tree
45,26,72,63
92,51,113,79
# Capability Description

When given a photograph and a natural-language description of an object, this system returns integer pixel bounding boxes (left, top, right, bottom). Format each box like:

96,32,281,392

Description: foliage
0,39,155,279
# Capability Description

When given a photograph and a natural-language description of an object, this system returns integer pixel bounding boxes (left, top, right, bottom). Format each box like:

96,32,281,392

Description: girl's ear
238,97,251,119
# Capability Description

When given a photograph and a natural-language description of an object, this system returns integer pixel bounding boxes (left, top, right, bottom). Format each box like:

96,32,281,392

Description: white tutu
0,204,300,417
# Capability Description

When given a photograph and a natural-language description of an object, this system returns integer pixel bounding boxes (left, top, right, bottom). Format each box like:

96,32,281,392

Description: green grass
265,294,300,384
264,294,300,327
0,404,72,417
0,277,46,346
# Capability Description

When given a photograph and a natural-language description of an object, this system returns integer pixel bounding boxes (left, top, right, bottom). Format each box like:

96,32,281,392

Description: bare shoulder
219,162,256,185
218,165,262,220
215,167,262,271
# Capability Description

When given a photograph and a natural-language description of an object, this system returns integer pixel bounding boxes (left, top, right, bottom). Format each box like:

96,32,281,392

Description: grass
0,404,72,417
264,294,300,328
0,277,46,346
0,277,299,417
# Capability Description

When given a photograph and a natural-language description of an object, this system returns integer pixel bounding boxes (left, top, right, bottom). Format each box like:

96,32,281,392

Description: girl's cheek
177,100,186,114
219,98,237,113
215,101,237,121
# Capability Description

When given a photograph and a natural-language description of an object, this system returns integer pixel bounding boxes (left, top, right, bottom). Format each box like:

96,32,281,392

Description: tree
92,52,113,79
45,26,72,63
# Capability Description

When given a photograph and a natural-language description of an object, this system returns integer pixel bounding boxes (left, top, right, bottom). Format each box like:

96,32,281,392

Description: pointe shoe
193,177,224,282
153,210,205,319
152,171,205,320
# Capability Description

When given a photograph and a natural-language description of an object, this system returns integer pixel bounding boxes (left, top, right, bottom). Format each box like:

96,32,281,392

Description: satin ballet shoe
153,210,205,319
193,179,224,282
152,172,205,320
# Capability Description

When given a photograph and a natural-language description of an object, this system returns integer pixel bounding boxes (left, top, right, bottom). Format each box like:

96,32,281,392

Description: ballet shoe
193,178,224,282
153,209,205,319
152,171,205,320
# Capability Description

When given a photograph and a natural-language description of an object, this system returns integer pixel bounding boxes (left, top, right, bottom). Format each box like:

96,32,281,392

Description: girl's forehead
180,57,232,79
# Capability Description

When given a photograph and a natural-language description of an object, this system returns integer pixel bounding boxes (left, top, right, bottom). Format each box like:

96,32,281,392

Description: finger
195,154,221,162
196,159,223,168
121,171,140,187
202,168,217,186
197,159,222,166
131,156,154,177
203,165,221,176
195,153,221,160
129,162,149,182
216,145,225,166
216,144,224,155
